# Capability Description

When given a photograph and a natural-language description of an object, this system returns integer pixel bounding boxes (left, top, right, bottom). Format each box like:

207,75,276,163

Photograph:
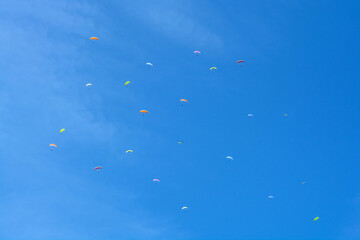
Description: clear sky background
1,0,359,239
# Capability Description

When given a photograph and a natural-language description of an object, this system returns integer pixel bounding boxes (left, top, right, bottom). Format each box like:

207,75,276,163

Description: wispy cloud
118,0,223,48
0,1,179,239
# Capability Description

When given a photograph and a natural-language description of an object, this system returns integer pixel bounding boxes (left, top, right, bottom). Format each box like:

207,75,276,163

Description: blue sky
1,0,359,239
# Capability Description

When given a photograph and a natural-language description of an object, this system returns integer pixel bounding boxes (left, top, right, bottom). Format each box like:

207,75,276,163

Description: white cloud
119,0,223,48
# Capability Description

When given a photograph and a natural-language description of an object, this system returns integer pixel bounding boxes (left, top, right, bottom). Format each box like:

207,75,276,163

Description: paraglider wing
124,81,130,86
49,144,58,148
313,217,319,222
139,110,149,114
126,150,133,153
94,166,103,170
90,37,99,40
59,129,65,134
153,179,160,182
210,67,217,70
236,60,245,64
180,99,188,103
226,156,234,161
178,141,183,144
146,62,153,67
86,83,92,87
181,206,188,210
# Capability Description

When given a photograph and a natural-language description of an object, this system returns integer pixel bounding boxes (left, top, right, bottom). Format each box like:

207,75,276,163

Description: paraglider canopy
226,156,234,161
268,196,274,199
124,81,130,86
313,217,319,222
194,50,200,54
94,166,103,170
153,179,160,182
139,110,149,114
248,114,254,117
90,37,99,40
236,60,245,64
180,99,188,103
86,83,92,87
59,129,65,134
181,206,188,210
178,141,183,144
49,144,57,147
210,67,217,70
126,150,133,153
146,63,153,67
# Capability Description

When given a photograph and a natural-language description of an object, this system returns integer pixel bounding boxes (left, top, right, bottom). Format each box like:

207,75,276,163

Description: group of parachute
49,36,314,218
88,38,245,71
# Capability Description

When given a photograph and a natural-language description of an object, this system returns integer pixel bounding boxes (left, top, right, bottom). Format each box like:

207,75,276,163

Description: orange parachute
139,110,149,114
180,99,188,103
90,37,99,40
49,144,58,148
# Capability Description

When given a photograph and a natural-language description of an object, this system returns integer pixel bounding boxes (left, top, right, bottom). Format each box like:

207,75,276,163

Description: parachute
49,144,57,151
146,63,153,67
248,114,254,117
126,150,133,153
94,166,103,170
59,128,65,134
140,110,149,115
313,217,319,222
236,60,245,64
153,179,160,183
194,50,200,56
268,196,274,199
124,81,130,86
178,141,183,144
180,99,188,103
210,67,217,70
86,83,92,87
226,156,234,161
181,206,188,210
90,37,99,40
